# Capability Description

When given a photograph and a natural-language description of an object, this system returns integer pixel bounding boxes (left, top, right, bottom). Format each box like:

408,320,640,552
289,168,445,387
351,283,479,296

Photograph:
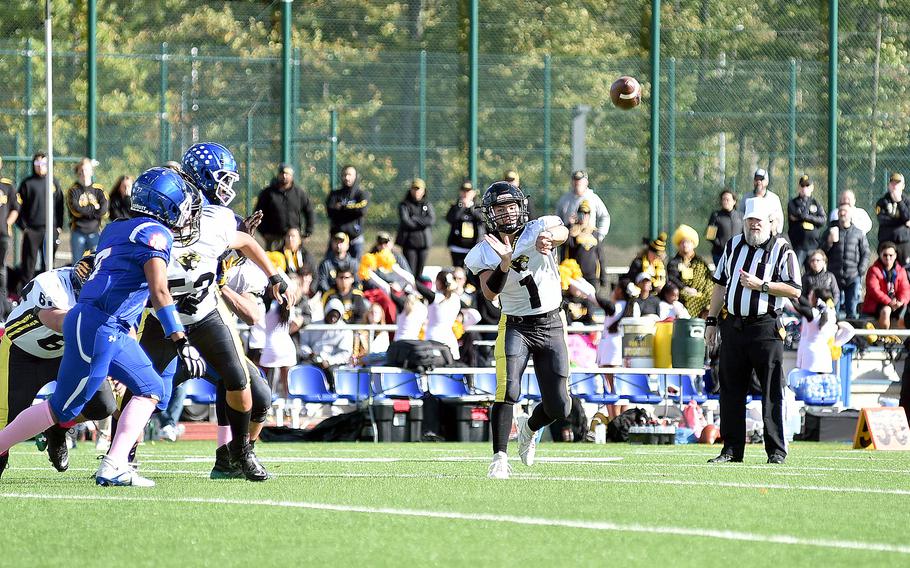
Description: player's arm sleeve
464,245,496,276
777,246,802,290
540,215,565,230
711,240,731,286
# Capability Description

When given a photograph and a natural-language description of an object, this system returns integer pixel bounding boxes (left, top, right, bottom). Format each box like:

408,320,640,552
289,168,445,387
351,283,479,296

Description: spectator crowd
1,152,907,408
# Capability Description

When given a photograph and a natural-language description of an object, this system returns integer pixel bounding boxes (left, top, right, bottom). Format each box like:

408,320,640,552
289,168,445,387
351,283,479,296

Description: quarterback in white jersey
465,181,571,479
0,257,117,477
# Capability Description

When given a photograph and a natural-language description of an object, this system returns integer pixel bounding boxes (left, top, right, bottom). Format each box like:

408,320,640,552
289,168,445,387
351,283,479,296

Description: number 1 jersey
465,216,563,316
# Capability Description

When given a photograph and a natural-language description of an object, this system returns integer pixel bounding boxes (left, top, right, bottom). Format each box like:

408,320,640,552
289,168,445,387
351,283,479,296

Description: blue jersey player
0,167,206,487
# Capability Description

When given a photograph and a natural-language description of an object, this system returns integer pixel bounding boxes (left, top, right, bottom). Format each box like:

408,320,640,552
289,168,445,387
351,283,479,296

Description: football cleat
95,455,155,487
44,424,70,472
516,415,537,466
229,437,270,482
210,444,244,480
487,451,511,479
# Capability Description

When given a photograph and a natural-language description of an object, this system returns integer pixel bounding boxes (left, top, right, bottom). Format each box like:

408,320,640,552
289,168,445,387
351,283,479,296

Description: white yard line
7,466,907,497
1,492,907,555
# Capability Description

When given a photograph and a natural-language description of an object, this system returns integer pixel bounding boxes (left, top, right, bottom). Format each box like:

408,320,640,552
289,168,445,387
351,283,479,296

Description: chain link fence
2,1,910,260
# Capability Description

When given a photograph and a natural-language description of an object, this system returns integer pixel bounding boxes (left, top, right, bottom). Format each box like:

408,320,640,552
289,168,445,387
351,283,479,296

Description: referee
705,198,801,464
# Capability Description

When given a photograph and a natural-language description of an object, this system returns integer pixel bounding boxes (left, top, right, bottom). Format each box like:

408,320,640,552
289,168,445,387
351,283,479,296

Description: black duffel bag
386,339,454,372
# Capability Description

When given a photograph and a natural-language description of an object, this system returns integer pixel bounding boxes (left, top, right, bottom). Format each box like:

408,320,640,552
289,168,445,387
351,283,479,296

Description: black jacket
16,174,63,231
395,193,436,250
445,201,484,249
326,180,369,239
799,269,840,309
0,176,19,236
787,195,826,252
254,179,315,238
108,190,131,221
876,193,910,244
821,223,869,285
66,181,109,233
705,208,743,259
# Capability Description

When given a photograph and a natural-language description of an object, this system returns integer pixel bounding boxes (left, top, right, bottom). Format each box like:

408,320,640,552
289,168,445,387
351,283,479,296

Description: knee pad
249,368,271,423
80,382,118,421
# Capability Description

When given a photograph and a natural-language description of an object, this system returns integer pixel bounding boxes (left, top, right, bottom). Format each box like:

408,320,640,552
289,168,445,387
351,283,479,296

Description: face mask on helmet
70,253,96,296
208,168,239,206
174,189,203,246
482,182,529,235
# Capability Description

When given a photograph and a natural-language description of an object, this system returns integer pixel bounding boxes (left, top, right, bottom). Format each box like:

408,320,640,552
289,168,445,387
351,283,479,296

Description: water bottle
594,423,607,444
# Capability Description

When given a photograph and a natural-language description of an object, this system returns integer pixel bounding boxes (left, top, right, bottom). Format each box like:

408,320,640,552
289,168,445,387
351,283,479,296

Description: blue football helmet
182,142,239,206
131,167,200,239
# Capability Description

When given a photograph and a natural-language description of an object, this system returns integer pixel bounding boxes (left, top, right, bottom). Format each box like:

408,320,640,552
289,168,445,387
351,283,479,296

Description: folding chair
570,373,620,405
288,365,338,404
427,373,472,399
373,370,423,399
613,373,662,404
661,373,708,404
183,378,218,422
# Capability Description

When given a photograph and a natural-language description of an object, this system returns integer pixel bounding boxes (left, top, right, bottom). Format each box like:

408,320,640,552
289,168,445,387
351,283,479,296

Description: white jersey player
465,181,571,479
0,257,117,477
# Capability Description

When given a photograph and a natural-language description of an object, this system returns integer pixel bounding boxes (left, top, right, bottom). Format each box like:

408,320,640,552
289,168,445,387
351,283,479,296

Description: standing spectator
503,169,535,219
445,180,484,268
0,157,19,315
17,152,64,285
800,250,840,316
705,189,743,265
395,178,436,280
861,241,910,330
821,204,869,319
627,232,667,291
316,232,357,293
738,168,784,235
107,175,133,221
786,174,827,267
254,163,315,251
829,189,873,235
666,224,713,318
704,197,801,465
555,170,610,285
326,165,369,260
875,172,910,266
565,201,601,289
66,158,109,261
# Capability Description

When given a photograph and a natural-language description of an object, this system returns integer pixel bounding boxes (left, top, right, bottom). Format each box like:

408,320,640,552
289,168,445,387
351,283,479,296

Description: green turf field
1,440,908,567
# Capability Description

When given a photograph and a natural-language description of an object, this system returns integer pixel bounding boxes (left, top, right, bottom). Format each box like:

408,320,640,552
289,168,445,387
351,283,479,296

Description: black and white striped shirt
712,234,801,316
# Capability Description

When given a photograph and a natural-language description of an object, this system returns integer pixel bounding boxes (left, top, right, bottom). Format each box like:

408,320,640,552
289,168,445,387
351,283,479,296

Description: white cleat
516,415,537,466
95,455,155,487
487,451,511,479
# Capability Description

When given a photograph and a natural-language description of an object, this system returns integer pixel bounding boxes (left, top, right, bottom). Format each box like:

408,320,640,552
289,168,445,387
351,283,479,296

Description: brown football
700,424,720,445
610,76,641,110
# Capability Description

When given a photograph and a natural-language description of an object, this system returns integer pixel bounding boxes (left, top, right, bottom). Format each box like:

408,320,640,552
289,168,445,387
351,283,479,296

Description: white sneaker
159,424,178,442
516,415,537,466
95,455,155,487
487,452,511,479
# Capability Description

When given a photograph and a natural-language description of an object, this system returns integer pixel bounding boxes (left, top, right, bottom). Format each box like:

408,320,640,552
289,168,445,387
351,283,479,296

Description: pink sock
0,401,54,454
108,396,156,463
217,425,232,447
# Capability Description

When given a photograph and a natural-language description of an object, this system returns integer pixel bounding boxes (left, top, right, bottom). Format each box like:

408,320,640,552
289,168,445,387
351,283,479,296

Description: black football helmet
481,181,529,235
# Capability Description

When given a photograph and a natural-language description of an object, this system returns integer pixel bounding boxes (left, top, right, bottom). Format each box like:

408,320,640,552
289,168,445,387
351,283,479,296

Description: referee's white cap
743,197,772,221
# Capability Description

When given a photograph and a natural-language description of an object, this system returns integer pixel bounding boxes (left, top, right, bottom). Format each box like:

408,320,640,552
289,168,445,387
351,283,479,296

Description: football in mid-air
610,76,641,110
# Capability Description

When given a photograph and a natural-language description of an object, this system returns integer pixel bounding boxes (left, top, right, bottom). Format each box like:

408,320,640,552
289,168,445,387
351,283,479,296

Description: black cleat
229,437,270,482
210,444,244,480
0,452,8,479
767,454,786,464
707,453,742,464
44,425,70,472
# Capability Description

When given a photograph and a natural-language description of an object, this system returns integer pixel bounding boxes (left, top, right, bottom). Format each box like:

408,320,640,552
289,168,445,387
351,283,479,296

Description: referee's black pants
718,314,787,460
